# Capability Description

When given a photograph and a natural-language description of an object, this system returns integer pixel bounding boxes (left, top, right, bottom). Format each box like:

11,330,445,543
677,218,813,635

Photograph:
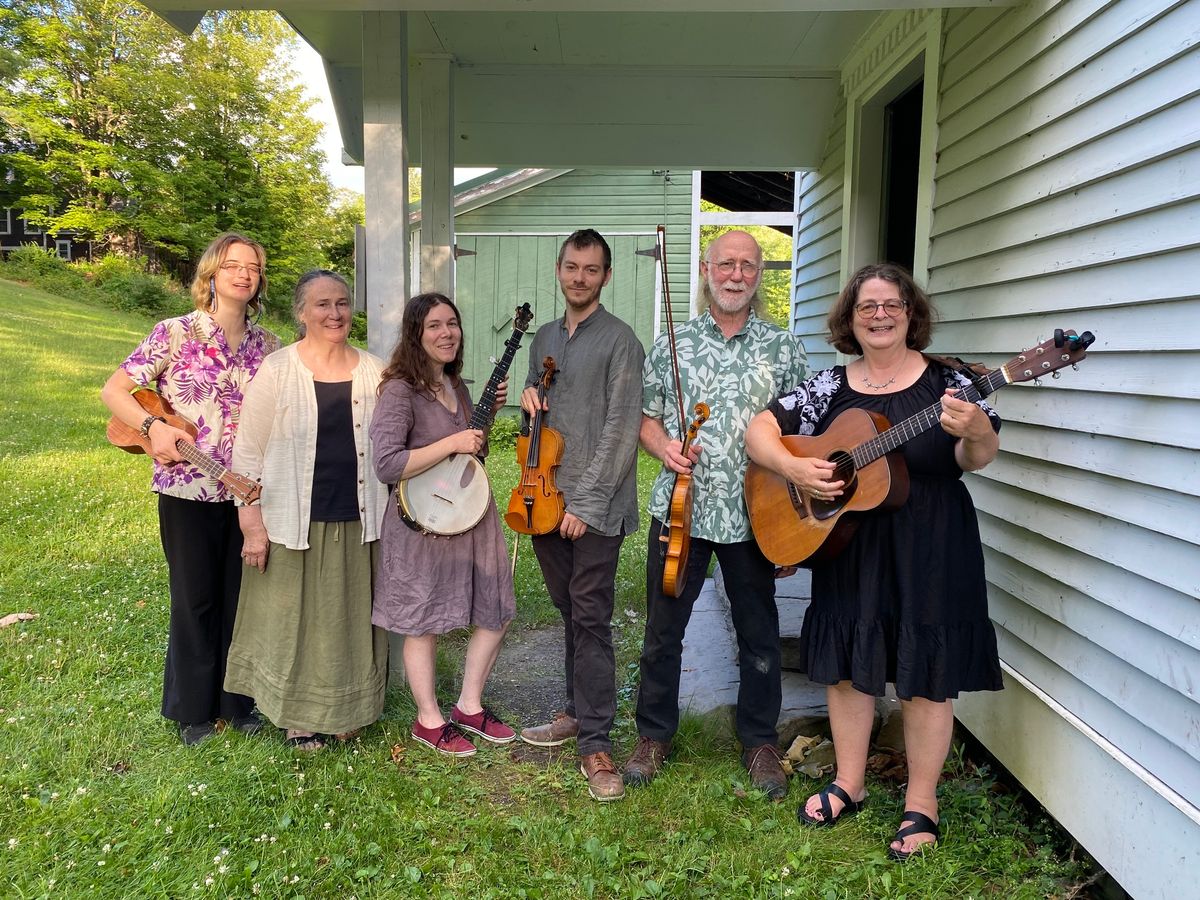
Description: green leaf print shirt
643,310,808,543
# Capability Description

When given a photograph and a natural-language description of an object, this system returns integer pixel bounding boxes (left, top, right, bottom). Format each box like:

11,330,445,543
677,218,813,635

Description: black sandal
888,810,940,861
797,782,867,827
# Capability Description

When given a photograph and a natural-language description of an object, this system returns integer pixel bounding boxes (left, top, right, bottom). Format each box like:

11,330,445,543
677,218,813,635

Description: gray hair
293,269,350,338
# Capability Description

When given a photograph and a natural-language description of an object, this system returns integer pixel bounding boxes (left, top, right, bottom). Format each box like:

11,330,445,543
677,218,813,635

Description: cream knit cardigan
232,343,388,550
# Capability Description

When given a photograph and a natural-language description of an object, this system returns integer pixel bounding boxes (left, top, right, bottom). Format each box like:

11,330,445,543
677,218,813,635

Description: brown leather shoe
520,711,579,747
623,736,672,787
743,743,789,801
580,751,625,801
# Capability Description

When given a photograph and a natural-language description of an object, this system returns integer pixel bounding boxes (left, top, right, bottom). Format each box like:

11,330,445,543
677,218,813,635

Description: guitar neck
176,441,232,486
468,330,524,432
852,368,1006,467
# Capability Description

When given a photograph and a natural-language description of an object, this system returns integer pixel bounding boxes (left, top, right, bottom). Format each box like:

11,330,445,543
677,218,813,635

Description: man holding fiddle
626,230,807,799
518,229,644,802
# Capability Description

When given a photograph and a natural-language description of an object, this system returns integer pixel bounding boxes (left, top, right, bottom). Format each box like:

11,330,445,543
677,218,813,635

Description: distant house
0,207,89,262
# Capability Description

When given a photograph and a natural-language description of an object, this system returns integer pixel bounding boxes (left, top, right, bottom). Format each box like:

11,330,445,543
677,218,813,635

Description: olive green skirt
225,520,388,735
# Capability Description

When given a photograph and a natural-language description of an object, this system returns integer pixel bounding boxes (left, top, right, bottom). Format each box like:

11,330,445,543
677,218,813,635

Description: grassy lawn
0,278,1094,898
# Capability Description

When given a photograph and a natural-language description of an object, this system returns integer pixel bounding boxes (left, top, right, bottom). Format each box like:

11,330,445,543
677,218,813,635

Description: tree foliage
0,1,334,296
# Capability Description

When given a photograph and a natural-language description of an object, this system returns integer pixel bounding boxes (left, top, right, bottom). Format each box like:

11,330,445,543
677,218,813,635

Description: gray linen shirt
524,305,645,537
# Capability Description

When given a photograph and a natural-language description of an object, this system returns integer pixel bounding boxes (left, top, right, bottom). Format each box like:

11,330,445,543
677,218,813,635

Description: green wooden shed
410,167,693,402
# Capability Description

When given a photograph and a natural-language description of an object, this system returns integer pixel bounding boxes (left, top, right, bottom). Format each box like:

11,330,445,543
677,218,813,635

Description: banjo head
397,454,492,536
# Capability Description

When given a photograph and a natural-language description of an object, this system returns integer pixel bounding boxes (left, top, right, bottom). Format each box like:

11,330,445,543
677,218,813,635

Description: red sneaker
451,705,517,744
411,721,476,757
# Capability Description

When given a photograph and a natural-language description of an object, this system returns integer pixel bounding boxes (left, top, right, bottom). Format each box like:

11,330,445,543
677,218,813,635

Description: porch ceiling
139,3,1010,170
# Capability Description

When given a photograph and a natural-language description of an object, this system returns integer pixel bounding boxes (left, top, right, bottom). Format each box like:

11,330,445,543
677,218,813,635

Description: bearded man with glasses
625,230,808,800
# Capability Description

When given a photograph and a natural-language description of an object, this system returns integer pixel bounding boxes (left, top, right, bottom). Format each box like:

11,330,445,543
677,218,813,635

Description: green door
454,233,658,410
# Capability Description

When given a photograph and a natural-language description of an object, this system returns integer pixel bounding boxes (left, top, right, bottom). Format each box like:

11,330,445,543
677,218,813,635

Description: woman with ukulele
100,233,279,746
745,263,1002,861
224,270,389,751
371,293,516,757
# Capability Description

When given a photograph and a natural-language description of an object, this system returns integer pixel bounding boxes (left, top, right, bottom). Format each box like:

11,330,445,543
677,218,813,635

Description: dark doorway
880,80,922,273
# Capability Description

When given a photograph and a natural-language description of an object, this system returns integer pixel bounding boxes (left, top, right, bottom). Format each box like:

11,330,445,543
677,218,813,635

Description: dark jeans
531,529,624,756
636,517,781,748
158,494,254,725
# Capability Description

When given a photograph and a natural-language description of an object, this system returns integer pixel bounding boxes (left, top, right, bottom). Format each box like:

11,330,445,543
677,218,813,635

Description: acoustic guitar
745,330,1094,567
106,388,262,505
397,303,533,535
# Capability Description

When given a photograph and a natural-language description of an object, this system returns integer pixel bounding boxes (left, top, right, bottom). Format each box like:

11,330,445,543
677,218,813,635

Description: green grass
0,278,1097,898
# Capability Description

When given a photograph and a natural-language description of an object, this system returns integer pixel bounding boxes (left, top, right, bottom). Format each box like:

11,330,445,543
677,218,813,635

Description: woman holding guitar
224,271,389,752
371,293,516,757
745,263,1002,861
100,232,279,746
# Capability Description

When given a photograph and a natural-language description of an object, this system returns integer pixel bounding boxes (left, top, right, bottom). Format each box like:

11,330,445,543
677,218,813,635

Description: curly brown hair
826,263,936,356
379,293,464,395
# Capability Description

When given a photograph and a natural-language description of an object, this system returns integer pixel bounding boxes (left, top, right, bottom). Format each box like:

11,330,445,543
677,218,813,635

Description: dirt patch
487,624,567,728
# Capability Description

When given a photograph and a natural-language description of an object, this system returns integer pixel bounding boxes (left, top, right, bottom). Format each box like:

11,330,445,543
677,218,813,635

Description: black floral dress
768,362,1004,701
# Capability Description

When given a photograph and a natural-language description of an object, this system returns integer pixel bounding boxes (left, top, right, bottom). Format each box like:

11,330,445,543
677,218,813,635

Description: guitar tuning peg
489,356,499,366
1072,363,1079,371
1032,377,1042,386
1051,371,1060,379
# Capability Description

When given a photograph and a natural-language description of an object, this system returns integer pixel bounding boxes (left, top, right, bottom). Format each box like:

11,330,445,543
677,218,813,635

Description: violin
661,402,710,597
651,224,709,598
505,357,566,536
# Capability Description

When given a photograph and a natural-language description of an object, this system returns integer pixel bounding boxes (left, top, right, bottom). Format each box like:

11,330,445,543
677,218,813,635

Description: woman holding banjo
371,292,516,757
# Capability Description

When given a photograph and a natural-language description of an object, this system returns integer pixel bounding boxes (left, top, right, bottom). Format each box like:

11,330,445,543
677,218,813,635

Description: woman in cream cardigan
225,270,389,750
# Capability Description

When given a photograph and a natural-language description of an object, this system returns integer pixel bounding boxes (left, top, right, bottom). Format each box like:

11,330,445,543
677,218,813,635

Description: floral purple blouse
120,311,279,501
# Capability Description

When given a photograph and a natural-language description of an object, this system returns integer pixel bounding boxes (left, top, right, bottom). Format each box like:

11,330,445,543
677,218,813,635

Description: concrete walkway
677,567,829,742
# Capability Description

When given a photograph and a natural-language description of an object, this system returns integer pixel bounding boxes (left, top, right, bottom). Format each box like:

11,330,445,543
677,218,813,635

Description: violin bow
655,224,687,436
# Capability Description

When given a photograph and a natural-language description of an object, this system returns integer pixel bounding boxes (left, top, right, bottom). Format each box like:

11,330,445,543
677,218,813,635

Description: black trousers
157,494,254,725
531,529,624,756
636,517,781,748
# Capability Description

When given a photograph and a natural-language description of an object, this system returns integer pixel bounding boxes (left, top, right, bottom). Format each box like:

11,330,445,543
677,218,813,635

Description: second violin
505,357,565,535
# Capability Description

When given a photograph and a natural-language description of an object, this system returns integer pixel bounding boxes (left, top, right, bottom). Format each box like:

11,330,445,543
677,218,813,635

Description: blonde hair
189,232,268,316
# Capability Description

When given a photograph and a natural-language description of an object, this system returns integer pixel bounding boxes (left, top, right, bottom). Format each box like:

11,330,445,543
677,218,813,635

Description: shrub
0,245,89,297
88,256,189,315
488,413,522,451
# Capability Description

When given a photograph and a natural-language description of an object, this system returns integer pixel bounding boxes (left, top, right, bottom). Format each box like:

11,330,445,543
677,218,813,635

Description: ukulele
745,329,1094,567
106,389,262,505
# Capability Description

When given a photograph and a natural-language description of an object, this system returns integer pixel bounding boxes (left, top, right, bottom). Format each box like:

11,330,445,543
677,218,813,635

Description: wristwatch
139,415,165,438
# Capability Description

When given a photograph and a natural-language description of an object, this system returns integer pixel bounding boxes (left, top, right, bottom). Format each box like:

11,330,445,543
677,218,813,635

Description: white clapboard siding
971,477,1199,597
989,613,1200,802
997,421,1200,496
981,453,1200,543
979,512,1200,651
923,2,1200,891
932,149,1200,268
792,92,845,370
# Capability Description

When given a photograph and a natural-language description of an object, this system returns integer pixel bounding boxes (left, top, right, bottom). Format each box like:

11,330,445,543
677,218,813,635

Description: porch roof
139,2,1011,170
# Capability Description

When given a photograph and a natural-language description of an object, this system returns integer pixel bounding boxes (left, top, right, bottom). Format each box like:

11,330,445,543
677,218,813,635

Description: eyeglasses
854,300,907,318
710,260,761,277
220,262,263,277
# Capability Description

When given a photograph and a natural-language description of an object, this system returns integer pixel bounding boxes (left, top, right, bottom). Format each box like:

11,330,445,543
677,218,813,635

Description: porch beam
362,10,410,360
418,54,456,297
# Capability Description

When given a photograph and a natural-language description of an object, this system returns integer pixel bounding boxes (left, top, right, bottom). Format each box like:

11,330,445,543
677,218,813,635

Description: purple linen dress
371,378,516,636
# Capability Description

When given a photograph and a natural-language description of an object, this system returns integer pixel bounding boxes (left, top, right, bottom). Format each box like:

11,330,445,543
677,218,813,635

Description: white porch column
418,54,455,296
363,11,410,359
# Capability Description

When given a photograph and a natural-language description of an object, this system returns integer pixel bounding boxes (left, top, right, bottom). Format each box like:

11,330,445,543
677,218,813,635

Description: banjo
396,303,533,535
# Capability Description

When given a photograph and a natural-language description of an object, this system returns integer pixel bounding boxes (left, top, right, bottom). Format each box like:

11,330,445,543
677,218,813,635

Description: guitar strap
925,353,993,398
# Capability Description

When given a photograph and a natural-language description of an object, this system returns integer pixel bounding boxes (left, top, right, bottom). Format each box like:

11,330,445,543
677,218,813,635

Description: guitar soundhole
811,450,855,521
